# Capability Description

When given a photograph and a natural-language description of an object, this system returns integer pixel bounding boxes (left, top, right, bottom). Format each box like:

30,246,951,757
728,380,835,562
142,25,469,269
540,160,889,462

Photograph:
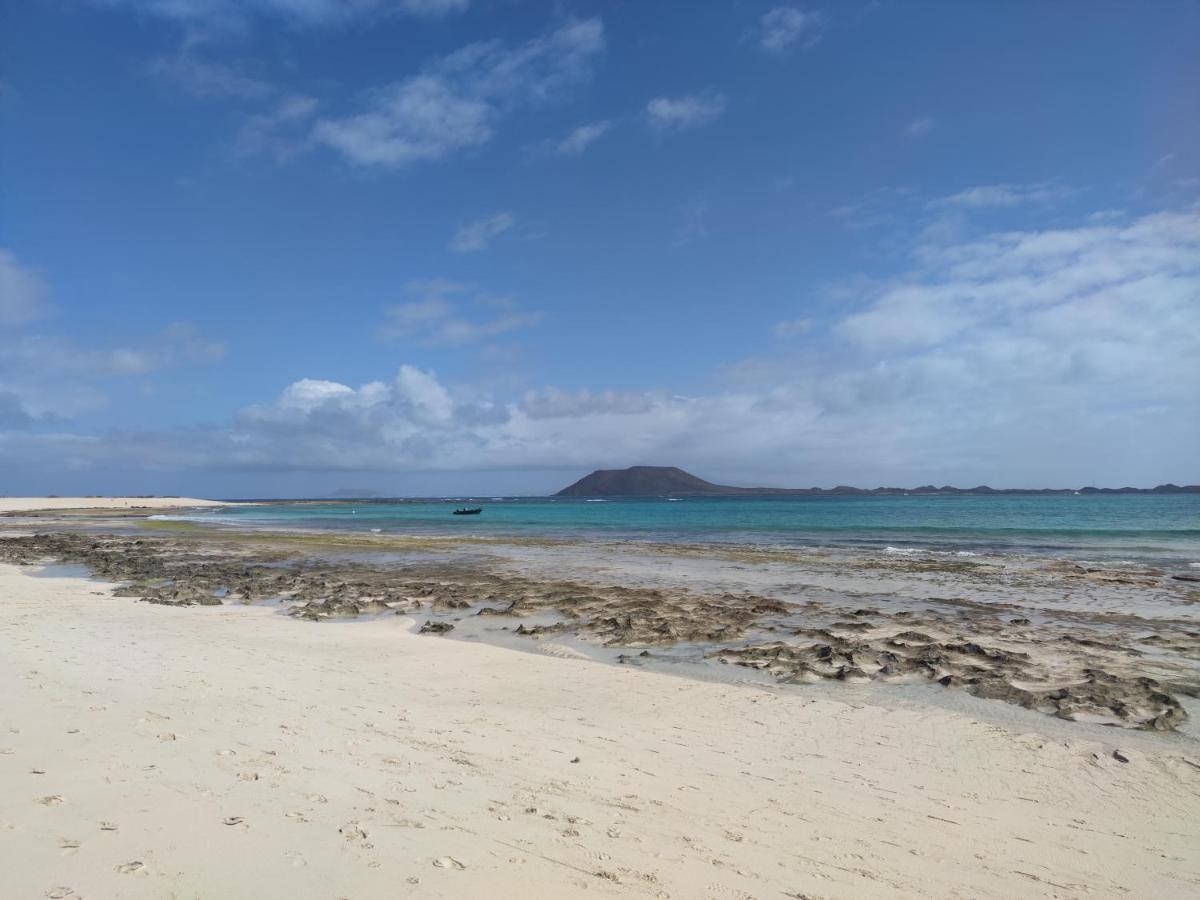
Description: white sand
2,563,1198,899
0,497,233,514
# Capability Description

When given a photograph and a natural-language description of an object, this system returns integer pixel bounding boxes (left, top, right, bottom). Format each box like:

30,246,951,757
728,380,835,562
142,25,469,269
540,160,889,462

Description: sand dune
1,562,1198,898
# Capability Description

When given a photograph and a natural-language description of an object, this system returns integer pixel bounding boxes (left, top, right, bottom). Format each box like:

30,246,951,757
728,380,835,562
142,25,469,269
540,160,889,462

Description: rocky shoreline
2,530,1198,732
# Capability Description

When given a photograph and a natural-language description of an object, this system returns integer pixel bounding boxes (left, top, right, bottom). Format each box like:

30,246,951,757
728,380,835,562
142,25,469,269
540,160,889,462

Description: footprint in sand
157,733,176,742
59,839,81,855
222,816,247,828
37,795,65,806
705,883,755,900
115,861,145,875
99,821,119,832
45,888,76,899
432,857,466,870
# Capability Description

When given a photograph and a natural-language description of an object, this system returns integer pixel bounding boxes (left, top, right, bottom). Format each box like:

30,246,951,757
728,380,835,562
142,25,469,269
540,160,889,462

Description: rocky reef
2,531,1197,731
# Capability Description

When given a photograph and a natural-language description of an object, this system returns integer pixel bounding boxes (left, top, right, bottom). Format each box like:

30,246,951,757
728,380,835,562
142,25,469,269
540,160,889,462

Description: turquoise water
164,494,1200,566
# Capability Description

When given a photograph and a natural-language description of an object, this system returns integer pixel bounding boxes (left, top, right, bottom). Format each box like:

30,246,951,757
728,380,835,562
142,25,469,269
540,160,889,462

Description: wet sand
2,514,1200,897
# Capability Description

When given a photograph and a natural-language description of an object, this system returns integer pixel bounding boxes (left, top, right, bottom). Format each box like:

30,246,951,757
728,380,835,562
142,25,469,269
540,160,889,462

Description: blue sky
2,0,1198,497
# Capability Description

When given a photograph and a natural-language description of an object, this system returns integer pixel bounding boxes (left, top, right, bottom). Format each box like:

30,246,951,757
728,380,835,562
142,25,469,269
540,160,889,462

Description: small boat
453,507,482,516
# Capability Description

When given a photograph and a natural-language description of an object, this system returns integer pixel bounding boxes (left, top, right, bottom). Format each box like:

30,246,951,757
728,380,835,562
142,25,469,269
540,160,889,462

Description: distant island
555,466,1200,497
324,488,386,499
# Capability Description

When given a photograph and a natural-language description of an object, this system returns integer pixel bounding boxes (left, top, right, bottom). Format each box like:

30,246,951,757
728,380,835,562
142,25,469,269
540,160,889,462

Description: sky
1,0,1198,497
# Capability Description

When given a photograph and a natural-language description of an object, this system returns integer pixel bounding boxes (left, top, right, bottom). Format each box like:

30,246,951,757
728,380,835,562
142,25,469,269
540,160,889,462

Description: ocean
157,493,1200,568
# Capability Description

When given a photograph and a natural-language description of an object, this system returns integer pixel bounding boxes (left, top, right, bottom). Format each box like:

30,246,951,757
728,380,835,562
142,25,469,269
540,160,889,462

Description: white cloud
772,318,813,338
7,209,1199,488
646,94,726,131
230,365,465,464
0,249,51,327
0,391,33,429
521,387,658,419
312,18,605,168
451,212,515,252
904,117,934,139
933,182,1077,209
554,120,611,155
759,7,824,52
827,186,918,231
396,0,469,16
312,76,492,167
90,0,468,30
0,322,225,419
673,198,709,247
227,208,1200,483
159,321,228,365
380,296,453,332
1,323,225,379
235,95,320,161
278,378,359,411
148,52,274,100
378,280,540,345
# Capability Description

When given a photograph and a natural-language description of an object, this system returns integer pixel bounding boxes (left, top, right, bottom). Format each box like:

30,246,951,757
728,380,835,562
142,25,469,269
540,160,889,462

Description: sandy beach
0,498,234,515
2,502,1199,898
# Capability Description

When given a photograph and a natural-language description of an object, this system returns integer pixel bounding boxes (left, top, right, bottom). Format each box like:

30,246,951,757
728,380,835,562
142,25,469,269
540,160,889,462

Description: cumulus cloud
759,7,825,52
0,249,51,327
378,280,540,345
646,94,726,131
312,18,605,167
451,212,515,252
